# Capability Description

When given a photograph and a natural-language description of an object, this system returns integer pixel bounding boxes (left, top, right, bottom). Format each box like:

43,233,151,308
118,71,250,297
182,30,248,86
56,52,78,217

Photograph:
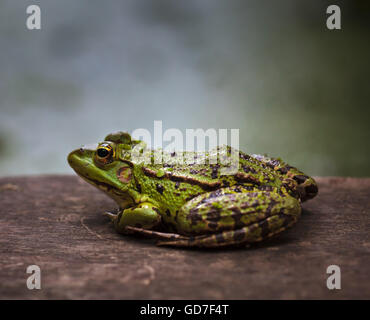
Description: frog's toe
103,211,118,222
124,226,187,241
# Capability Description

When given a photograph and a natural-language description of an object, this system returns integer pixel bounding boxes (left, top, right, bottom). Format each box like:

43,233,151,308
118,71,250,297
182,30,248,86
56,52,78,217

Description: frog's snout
67,148,83,168
68,147,92,171
68,143,98,166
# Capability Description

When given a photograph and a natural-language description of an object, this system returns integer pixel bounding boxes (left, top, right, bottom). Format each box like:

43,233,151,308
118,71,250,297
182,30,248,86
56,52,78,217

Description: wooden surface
0,175,369,299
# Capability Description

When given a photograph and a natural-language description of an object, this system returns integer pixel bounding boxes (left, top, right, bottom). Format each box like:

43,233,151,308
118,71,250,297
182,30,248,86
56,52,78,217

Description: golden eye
97,148,110,158
96,144,114,163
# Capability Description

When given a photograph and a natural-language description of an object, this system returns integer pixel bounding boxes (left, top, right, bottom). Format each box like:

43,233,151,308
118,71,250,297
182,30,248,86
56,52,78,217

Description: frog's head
67,132,140,208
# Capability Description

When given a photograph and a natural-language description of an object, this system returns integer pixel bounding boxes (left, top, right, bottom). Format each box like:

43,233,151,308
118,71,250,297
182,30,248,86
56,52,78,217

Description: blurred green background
0,0,369,177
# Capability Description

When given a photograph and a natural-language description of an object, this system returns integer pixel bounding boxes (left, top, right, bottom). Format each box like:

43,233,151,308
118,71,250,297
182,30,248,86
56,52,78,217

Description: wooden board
0,175,369,299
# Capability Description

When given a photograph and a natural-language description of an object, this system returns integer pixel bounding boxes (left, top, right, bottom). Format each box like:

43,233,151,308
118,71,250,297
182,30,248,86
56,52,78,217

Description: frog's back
133,147,317,209
132,148,284,211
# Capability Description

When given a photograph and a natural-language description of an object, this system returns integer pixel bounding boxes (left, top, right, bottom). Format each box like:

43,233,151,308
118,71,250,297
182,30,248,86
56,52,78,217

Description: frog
67,132,318,248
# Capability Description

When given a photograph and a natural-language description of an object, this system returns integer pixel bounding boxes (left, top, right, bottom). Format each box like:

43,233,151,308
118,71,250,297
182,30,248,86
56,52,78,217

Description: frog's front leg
110,202,161,234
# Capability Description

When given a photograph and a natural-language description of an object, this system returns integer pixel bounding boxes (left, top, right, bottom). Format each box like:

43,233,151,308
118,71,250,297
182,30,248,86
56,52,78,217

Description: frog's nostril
79,148,84,153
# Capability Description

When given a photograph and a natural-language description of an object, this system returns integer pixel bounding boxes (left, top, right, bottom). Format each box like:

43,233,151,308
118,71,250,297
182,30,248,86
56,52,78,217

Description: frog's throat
75,171,134,209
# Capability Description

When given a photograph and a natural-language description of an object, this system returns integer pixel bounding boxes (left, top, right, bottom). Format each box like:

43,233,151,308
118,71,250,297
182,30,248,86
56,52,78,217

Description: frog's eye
97,148,109,158
96,144,114,164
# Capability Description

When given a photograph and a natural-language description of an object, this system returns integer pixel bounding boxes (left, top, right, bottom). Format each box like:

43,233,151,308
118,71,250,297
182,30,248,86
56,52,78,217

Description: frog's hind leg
156,213,297,248
157,188,301,248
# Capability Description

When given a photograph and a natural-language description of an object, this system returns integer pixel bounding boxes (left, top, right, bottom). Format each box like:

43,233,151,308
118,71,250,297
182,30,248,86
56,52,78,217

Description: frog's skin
67,132,318,248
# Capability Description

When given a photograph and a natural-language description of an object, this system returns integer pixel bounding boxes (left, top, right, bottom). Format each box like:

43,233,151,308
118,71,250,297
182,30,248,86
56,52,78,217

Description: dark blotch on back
278,165,294,175
235,173,260,185
156,184,164,194
168,173,221,191
136,183,142,193
243,165,257,174
240,152,250,161
277,167,288,174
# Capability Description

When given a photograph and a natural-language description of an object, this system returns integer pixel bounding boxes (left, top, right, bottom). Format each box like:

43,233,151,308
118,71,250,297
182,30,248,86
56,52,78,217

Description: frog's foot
124,226,187,241
156,213,298,248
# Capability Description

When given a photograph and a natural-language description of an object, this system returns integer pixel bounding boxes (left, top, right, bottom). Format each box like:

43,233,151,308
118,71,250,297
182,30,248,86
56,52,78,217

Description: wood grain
0,175,369,299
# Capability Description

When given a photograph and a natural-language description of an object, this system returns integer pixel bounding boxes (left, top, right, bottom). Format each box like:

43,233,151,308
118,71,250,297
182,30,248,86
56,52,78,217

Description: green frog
67,132,318,248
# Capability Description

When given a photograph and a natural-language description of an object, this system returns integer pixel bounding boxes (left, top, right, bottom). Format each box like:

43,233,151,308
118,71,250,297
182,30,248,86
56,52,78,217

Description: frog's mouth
68,147,133,208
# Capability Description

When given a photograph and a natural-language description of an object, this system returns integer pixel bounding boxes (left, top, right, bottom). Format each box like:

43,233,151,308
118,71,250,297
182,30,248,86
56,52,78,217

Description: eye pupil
97,148,109,158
